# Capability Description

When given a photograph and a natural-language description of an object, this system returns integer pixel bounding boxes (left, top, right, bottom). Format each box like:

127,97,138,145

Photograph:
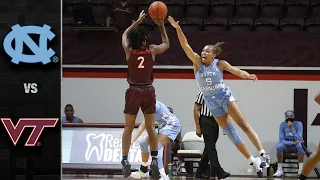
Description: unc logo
3,24,56,64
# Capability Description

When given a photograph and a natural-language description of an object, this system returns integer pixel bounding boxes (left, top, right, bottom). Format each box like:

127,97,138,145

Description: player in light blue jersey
168,16,270,178
130,101,181,180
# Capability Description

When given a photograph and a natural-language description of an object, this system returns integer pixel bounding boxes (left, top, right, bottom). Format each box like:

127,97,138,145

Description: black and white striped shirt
195,92,213,117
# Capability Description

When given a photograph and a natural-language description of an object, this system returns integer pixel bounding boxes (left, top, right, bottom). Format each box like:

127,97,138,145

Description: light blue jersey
155,101,181,141
195,59,236,116
62,116,79,123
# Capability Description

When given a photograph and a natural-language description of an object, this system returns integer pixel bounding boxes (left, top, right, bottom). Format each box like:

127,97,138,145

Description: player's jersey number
137,56,145,68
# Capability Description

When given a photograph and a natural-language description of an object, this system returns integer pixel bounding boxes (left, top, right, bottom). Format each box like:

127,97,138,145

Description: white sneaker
273,168,284,177
130,170,149,179
260,153,271,168
160,174,170,180
251,157,264,178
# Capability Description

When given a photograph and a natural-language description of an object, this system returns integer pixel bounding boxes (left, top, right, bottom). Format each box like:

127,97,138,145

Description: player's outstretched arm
315,91,320,105
167,16,201,67
150,18,170,55
122,10,146,52
217,60,258,80
131,120,146,144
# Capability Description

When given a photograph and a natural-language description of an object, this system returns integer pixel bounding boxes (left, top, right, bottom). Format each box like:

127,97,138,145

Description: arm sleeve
292,122,304,142
279,122,294,145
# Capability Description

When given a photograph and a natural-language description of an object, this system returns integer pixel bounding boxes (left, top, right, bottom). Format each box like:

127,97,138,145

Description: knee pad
277,142,285,154
222,124,242,145
296,143,304,154
139,138,149,153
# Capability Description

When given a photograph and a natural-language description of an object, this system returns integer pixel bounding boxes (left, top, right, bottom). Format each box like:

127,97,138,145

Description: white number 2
206,78,212,85
137,56,145,68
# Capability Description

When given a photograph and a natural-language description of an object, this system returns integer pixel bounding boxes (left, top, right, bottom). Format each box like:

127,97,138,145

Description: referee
193,91,230,179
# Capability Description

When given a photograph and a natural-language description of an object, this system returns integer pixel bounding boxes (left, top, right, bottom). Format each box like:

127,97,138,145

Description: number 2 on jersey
137,56,145,68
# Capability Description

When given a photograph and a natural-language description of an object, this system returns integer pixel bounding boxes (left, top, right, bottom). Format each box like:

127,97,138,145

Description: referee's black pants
196,115,224,176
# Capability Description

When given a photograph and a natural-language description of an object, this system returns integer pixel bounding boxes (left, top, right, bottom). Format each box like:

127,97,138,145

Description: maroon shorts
124,86,156,115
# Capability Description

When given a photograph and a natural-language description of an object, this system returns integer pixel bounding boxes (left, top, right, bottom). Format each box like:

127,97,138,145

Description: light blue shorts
204,87,236,117
157,119,181,142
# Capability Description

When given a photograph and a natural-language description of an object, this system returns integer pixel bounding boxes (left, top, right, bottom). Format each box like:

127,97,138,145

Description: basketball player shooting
121,10,170,179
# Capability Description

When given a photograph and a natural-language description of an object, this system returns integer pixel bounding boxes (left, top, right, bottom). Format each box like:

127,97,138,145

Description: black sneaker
150,159,161,179
217,171,231,179
195,173,209,179
121,159,131,178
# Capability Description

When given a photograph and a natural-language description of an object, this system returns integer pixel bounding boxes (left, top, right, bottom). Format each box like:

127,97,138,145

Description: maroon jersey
127,49,154,85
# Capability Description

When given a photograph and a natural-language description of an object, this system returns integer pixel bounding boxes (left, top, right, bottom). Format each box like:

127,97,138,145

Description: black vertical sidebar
0,0,61,179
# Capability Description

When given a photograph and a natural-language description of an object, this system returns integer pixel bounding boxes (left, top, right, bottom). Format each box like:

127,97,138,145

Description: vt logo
3,24,59,65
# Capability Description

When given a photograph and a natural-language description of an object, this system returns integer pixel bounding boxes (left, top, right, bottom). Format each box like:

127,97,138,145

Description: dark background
0,0,61,179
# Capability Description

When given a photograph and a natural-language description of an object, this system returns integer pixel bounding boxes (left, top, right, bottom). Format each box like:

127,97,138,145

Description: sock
299,163,303,171
299,174,307,180
248,156,255,165
159,168,166,176
151,151,158,160
259,149,266,156
142,162,148,167
140,165,148,173
122,156,128,161
277,163,283,169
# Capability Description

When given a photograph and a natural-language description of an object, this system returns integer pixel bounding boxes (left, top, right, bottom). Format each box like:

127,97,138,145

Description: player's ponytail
213,42,225,56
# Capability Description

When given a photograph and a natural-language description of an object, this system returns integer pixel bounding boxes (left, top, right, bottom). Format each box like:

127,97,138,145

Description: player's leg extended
130,137,151,179
123,114,137,158
214,114,264,177
227,101,264,154
121,114,137,176
214,114,251,159
157,133,171,177
299,143,320,180
141,87,161,178
122,87,141,177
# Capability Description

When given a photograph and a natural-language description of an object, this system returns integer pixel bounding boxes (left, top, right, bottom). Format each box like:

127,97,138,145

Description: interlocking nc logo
3,24,56,64
1,118,59,146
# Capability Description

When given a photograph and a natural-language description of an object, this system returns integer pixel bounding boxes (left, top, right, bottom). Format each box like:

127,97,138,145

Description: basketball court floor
62,174,317,179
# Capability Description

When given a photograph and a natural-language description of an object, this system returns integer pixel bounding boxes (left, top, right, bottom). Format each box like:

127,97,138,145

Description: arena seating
63,0,320,32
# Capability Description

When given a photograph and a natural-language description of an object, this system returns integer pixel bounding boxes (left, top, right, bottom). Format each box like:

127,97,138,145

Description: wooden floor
62,174,311,179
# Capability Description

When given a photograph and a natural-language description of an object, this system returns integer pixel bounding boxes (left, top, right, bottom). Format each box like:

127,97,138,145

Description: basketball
148,1,168,19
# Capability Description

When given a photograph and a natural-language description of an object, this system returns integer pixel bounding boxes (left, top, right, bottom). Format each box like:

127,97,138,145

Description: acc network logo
3,24,59,65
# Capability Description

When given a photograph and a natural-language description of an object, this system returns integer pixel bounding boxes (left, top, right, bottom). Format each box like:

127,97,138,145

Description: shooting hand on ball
152,18,164,26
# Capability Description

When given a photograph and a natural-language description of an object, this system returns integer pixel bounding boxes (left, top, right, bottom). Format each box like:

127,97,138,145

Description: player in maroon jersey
121,10,170,179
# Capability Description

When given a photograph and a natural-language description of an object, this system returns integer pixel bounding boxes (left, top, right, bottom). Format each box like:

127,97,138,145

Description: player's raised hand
137,10,147,23
152,18,164,26
168,16,180,29
248,74,258,81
